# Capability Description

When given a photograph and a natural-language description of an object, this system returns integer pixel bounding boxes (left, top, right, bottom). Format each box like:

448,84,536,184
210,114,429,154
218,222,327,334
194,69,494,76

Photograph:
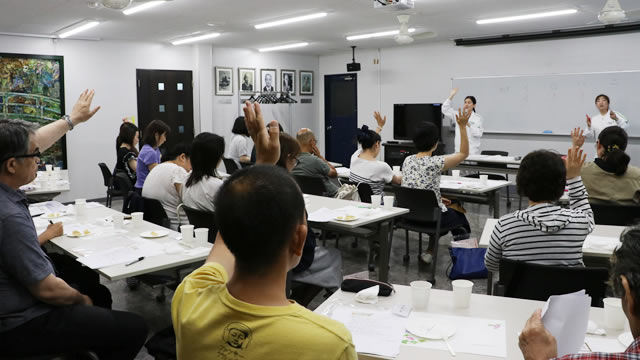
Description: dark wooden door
136,69,194,153
324,73,357,167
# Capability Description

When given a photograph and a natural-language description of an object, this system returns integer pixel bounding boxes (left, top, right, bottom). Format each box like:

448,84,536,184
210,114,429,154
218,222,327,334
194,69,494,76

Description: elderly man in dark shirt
0,90,147,359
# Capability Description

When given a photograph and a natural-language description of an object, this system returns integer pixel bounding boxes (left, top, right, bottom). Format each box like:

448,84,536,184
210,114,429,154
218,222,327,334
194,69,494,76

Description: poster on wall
260,69,276,93
215,66,233,96
0,53,66,167
300,70,314,96
281,69,295,95
238,68,256,94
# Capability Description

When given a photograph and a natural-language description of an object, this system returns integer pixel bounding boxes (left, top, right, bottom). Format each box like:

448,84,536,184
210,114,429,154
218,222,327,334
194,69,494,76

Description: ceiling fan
87,0,172,11
394,14,436,45
595,0,640,24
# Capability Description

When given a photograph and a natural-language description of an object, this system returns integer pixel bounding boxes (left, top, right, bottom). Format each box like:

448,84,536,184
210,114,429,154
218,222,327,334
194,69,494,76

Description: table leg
493,190,501,219
377,222,391,283
486,271,493,295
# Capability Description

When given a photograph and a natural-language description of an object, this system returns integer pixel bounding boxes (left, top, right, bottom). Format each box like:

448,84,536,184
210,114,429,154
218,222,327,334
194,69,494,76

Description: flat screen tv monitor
393,103,442,141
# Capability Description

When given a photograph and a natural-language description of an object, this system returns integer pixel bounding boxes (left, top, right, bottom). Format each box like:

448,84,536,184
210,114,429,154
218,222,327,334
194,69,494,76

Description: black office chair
183,206,218,243
496,258,609,307
465,150,514,208
112,171,133,212
341,179,374,204
239,161,254,169
589,199,640,226
293,175,327,196
142,197,171,229
393,186,467,283
223,158,239,175
98,163,122,208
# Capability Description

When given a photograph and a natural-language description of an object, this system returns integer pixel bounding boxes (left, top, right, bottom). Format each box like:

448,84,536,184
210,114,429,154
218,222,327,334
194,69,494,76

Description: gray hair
0,118,38,168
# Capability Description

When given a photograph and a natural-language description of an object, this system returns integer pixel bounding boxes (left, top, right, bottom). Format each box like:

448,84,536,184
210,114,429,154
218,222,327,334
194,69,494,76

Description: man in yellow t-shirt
172,105,356,359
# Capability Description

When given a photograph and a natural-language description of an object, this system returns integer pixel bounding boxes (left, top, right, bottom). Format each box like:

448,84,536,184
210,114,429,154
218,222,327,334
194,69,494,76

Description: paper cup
383,196,394,208
480,174,488,186
452,279,474,308
131,212,144,227
112,213,124,229
45,164,53,172
53,167,61,179
75,199,87,217
410,280,432,310
604,297,626,330
371,195,382,206
194,228,209,245
452,170,460,178
181,225,195,243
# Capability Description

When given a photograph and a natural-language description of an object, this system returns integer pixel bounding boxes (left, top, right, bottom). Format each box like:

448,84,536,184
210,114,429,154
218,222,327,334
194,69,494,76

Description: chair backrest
392,186,441,223
589,199,640,226
98,162,113,187
477,150,509,170
481,150,508,156
113,171,133,192
223,158,239,175
293,175,326,196
498,258,609,307
342,179,373,203
142,197,170,228
183,206,218,243
239,161,254,169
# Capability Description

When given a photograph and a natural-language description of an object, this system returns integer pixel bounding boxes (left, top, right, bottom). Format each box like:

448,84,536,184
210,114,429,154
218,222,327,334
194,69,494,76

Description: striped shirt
349,154,394,195
485,177,594,272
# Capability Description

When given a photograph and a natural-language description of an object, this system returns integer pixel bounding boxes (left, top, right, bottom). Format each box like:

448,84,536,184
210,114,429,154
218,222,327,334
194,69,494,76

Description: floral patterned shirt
401,155,447,212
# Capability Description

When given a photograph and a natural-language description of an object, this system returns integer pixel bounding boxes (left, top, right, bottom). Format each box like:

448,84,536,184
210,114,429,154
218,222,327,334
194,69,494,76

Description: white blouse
585,110,628,139
442,98,484,155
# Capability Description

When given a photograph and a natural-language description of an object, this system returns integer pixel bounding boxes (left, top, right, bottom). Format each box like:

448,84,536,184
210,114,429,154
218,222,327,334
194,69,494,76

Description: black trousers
0,304,148,360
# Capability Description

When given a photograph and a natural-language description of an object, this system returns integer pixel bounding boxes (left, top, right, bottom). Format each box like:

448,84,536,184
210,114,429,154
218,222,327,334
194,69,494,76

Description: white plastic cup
181,225,195,244
452,170,460,178
75,199,87,217
393,165,401,173
371,195,382,206
383,196,395,208
45,164,53,172
112,213,124,229
604,297,626,330
131,212,144,227
53,167,61,179
194,228,209,245
410,280,432,310
452,279,474,308
480,174,489,186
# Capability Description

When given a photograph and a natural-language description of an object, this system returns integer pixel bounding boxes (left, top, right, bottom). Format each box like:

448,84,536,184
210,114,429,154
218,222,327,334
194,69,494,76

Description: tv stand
382,142,445,167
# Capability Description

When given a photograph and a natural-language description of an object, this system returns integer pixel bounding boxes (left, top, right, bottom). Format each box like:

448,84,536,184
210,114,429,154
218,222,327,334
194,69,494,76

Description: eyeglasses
0,149,41,165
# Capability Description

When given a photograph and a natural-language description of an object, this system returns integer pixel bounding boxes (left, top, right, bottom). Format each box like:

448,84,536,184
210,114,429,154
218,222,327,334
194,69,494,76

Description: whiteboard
452,71,640,136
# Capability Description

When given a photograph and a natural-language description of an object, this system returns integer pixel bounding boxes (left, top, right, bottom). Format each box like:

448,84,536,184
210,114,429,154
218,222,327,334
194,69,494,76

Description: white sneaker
419,253,433,264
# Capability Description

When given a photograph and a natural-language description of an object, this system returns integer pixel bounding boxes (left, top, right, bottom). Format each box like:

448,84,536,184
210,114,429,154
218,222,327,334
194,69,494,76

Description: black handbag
340,279,395,296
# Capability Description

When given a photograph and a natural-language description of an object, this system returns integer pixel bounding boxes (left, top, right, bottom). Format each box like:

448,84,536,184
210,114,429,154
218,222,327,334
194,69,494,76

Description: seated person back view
171,101,356,359
349,124,401,195
519,225,640,360
484,147,594,272
182,132,225,212
142,142,192,230
135,119,170,191
292,128,339,197
0,91,147,359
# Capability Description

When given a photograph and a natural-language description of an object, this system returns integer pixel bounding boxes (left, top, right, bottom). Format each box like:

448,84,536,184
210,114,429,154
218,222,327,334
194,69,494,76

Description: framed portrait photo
281,70,296,95
260,69,277,93
215,66,233,96
238,68,256,94
300,70,314,95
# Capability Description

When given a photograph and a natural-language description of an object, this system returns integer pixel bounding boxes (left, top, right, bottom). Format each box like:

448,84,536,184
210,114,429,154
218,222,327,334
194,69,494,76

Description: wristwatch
62,115,74,130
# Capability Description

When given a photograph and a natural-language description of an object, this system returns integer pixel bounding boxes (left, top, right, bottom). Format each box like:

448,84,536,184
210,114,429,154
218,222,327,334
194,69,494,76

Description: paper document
331,306,408,358
584,235,620,252
581,336,626,354
77,247,144,269
542,290,591,357
308,207,336,222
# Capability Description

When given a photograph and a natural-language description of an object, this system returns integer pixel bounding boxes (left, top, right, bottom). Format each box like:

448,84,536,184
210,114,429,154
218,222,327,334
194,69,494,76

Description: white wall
319,32,640,162
0,35,199,202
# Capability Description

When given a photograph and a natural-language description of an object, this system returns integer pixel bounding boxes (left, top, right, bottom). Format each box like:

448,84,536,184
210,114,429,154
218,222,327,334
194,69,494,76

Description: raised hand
455,108,471,128
69,89,101,125
374,111,386,129
565,146,587,179
586,114,592,128
570,127,585,149
449,88,459,99
243,101,280,165
611,111,618,120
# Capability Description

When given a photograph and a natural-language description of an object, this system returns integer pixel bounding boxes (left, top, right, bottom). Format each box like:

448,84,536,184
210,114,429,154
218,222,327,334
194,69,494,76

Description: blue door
324,73,357,167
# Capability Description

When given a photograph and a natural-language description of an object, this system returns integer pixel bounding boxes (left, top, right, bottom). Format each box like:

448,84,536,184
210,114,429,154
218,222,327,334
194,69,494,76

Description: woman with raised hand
442,88,484,155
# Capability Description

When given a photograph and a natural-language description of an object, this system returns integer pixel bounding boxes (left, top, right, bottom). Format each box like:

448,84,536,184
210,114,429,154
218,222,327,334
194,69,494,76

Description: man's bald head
296,130,315,146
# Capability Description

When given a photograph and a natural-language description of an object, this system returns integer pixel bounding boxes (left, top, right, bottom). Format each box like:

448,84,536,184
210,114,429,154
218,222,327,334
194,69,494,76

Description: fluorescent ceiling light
259,42,309,52
171,32,221,45
255,12,327,29
346,28,416,41
58,21,100,38
123,1,165,15
477,9,578,25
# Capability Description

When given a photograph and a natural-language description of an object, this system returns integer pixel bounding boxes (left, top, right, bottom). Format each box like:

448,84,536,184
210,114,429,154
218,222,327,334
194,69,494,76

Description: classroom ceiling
0,0,637,55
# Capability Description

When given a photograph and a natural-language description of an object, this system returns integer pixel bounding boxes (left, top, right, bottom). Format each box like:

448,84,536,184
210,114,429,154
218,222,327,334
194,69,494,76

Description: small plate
140,230,169,238
335,215,358,222
66,229,92,237
406,318,456,340
42,212,65,219
619,332,633,347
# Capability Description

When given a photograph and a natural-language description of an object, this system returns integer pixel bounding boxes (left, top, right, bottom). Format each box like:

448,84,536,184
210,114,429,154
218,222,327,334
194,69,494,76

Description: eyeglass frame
0,149,41,165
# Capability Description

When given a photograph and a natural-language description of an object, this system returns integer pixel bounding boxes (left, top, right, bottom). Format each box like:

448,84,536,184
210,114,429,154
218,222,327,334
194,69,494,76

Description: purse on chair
448,247,488,280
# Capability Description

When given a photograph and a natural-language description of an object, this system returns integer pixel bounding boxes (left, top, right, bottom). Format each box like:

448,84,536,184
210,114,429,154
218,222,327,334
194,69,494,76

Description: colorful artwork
0,53,66,167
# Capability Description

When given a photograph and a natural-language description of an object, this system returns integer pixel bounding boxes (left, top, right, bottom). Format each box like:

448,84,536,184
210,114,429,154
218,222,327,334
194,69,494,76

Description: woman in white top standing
585,94,628,139
442,88,484,155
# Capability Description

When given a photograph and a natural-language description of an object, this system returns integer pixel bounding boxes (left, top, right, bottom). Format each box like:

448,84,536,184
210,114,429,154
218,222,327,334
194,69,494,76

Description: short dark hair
232,116,249,136
595,94,610,105
413,123,439,152
465,96,477,112
599,126,630,176
116,122,139,155
516,150,566,202
214,165,306,274
277,133,301,169
142,120,170,147
356,125,381,150
611,226,640,315
0,119,37,171
185,132,225,188
162,141,192,162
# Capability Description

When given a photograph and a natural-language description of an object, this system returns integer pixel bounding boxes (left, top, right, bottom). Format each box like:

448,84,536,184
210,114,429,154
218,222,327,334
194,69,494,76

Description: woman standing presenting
585,94,628,139
442,88,484,155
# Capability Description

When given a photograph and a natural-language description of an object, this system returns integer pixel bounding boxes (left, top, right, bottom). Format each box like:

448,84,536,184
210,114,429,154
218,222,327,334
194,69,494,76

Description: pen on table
48,220,54,225
125,257,144,266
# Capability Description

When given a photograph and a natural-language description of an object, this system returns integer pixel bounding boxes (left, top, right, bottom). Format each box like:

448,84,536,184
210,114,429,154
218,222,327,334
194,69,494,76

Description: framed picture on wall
300,70,314,95
281,69,296,95
238,68,256,94
260,69,277,93
215,66,233,95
